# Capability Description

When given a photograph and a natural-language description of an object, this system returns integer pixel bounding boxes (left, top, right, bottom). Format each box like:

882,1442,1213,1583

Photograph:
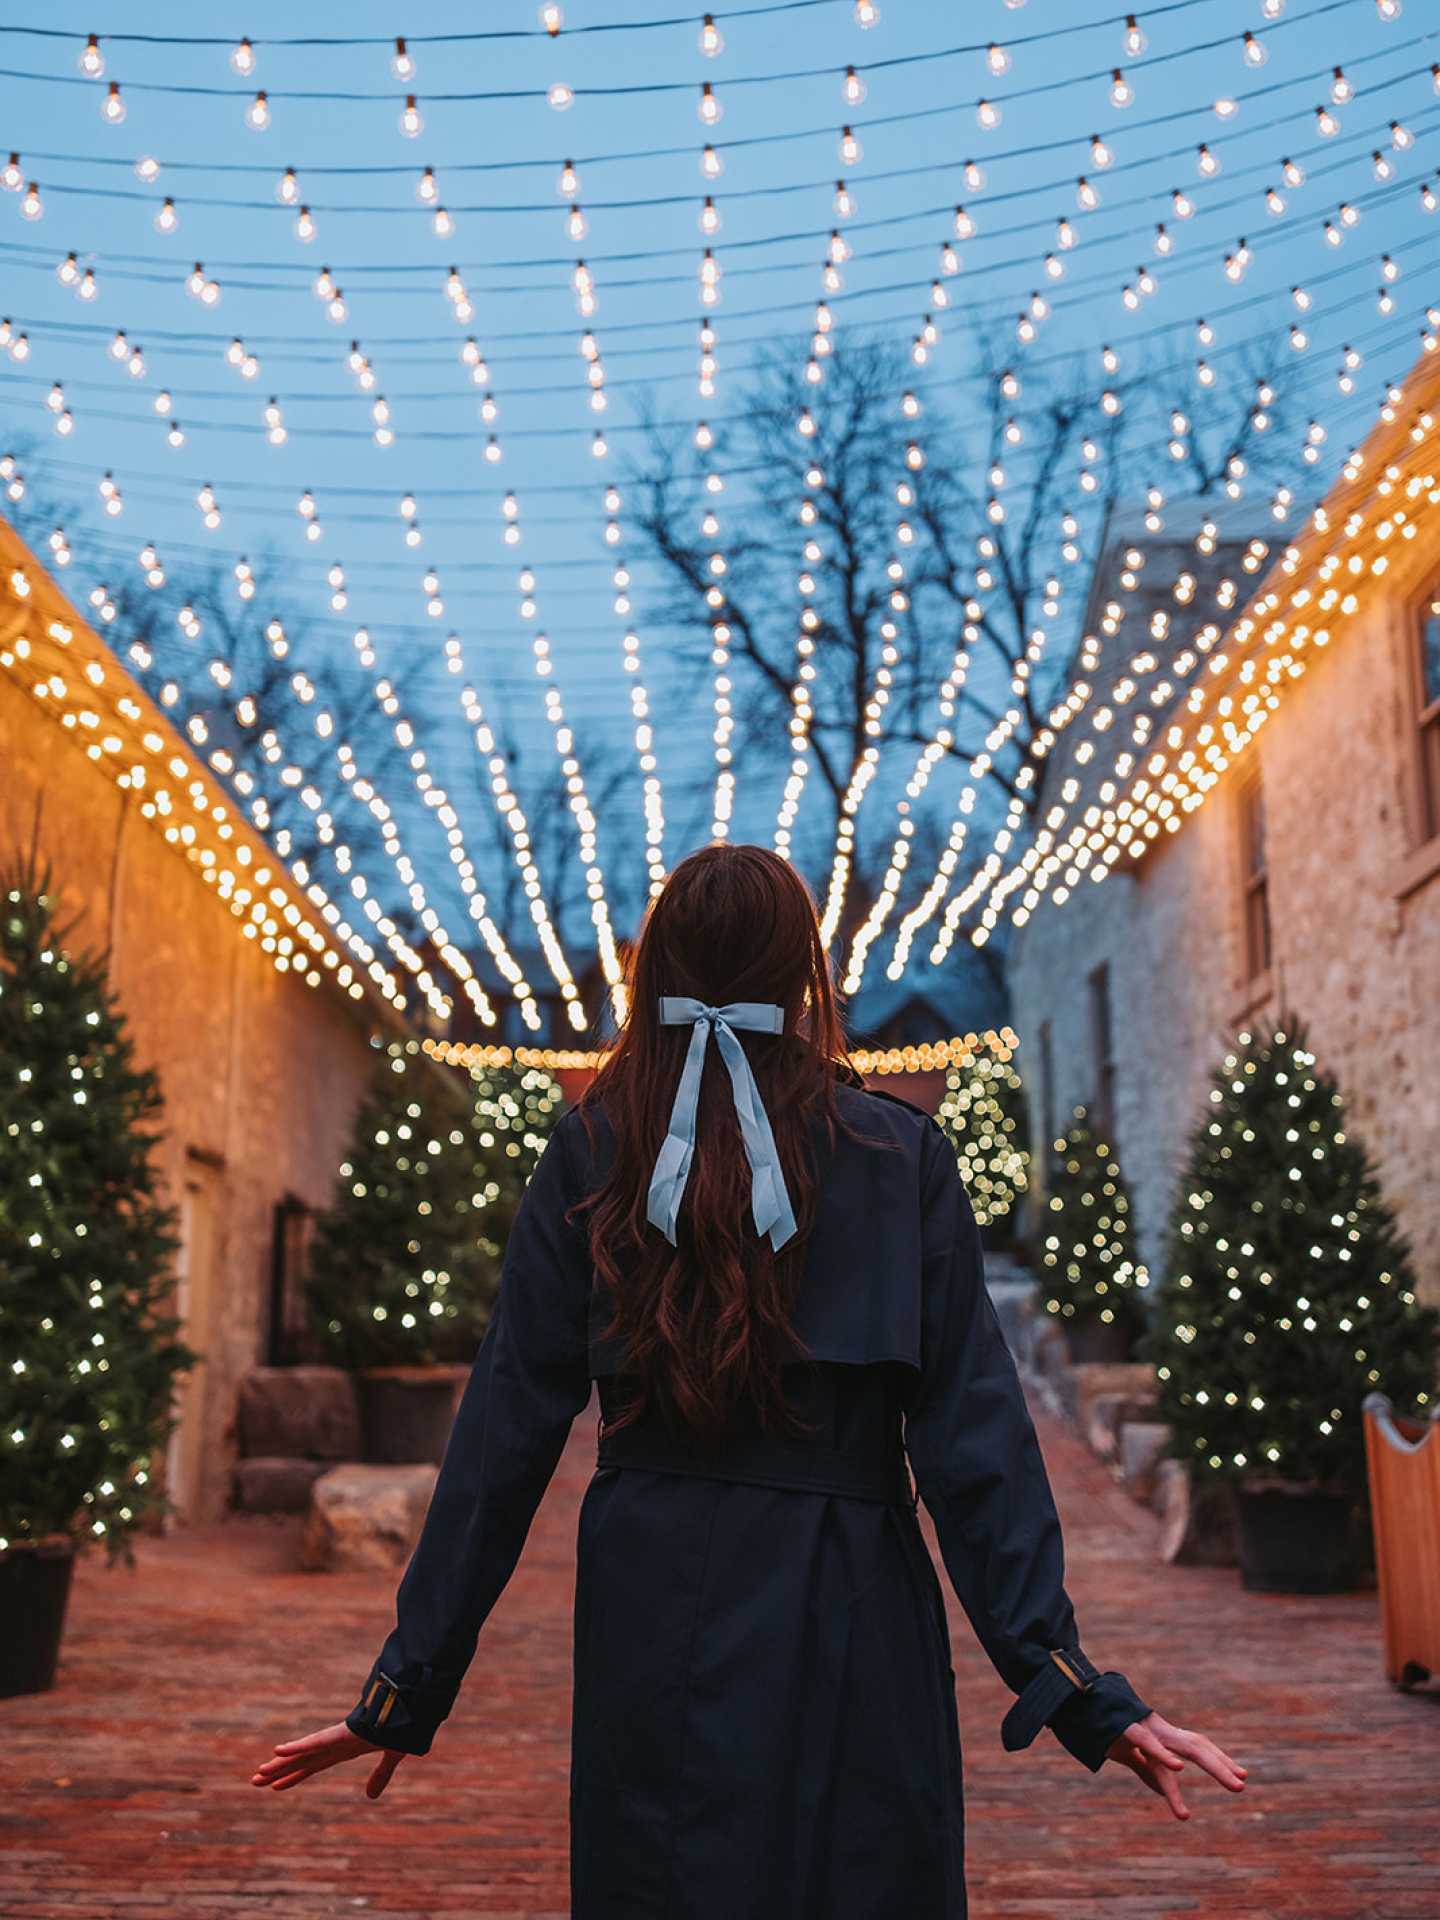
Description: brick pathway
3,1393,1436,1920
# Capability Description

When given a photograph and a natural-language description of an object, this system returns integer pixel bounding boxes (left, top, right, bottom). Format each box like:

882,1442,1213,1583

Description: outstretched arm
343,1115,595,1756
252,1115,594,1794
902,1119,1247,1813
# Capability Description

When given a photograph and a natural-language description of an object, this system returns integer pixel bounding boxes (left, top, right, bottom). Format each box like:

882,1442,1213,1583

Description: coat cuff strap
346,1663,437,1756
1000,1644,1102,1752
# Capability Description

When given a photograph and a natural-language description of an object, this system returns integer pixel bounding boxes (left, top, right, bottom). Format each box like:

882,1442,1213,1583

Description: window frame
1236,772,1273,985
1414,582,1440,845
1086,962,1115,1144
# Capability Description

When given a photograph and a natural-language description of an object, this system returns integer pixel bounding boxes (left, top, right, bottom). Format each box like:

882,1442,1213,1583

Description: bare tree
627,332,1303,961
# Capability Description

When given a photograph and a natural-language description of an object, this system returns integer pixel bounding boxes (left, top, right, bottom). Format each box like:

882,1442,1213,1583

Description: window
1087,964,1115,1143
1418,591,1440,841
1238,776,1272,982
1036,1018,1056,1154
266,1196,314,1366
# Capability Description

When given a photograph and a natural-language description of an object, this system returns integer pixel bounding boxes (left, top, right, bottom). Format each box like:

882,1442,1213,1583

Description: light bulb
855,1,879,24
699,82,721,124
540,3,563,34
246,91,271,132
155,197,178,234
987,44,1010,76
840,126,861,164
1316,105,1338,137
1091,134,1112,167
700,14,723,56
2,154,20,192
1197,143,1219,176
1077,176,1099,210
1109,69,1133,108
1282,156,1304,187
699,195,720,234
1214,95,1237,119
1123,15,1146,56
843,66,865,105
977,98,1001,130
102,82,125,124
392,37,416,82
79,34,104,78
1330,66,1352,104
399,96,423,137
548,82,574,110
1242,31,1266,65
231,37,255,76
557,160,578,196
20,182,41,221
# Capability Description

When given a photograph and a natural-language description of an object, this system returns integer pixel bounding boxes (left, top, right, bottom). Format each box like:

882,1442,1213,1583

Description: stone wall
1010,583,1440,1306
0,666,379,1520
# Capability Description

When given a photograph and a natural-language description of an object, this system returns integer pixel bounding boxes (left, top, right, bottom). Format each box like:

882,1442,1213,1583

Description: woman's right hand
1106,1711,1248,1819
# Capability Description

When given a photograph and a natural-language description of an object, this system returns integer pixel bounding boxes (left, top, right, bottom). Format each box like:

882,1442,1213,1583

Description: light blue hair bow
645,997,799,1252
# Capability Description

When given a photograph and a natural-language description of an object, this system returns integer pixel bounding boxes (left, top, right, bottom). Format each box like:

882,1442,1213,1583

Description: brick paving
3,1390,1436,1920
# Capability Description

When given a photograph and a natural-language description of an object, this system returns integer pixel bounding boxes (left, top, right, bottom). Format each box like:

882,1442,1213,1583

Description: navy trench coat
347,1081,1152,1918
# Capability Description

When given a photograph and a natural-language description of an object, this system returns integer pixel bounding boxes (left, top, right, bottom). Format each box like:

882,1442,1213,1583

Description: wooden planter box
358,1363,470,1465
1362,1391,1440,1688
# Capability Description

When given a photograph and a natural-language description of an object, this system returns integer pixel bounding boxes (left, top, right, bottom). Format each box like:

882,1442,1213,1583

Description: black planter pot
1235,1484,1360,1593
358,1365,467,1464
0,1540,76,1698
1061,1311,1134,1365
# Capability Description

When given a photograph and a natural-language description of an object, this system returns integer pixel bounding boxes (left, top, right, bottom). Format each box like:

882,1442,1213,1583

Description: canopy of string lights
0,0,1434,1042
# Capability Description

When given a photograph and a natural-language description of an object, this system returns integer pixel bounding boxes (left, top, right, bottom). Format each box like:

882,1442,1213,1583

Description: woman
252,843,1247,1916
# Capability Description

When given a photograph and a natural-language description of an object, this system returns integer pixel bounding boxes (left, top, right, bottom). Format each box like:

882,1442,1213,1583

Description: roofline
0,513,412,1038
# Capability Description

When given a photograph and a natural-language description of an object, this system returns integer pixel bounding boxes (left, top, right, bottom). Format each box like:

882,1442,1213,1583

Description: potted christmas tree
0,865,194,1697
305,1042,564,1463
1038,1105,1151,1362
934,1037,1030,1245
1142,1015,1439,1594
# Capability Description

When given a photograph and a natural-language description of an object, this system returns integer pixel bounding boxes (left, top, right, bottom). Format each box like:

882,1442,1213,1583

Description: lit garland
422,1024,1022,1079
500,489,626,1025
0,4,1434,1031
999,334,1440,933
445,628,582,1031
0,531,395,1008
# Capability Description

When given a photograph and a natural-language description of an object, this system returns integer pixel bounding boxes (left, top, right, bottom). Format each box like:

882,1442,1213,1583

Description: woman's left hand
250,1721,408,1798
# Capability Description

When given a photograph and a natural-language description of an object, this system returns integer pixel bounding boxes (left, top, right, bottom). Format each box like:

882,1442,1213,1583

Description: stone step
232,1456,331,1515
301,1462,439,1573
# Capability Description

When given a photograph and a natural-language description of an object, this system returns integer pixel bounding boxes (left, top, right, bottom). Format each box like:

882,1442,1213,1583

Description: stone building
1009,349,1440,1305
0,520,396,1520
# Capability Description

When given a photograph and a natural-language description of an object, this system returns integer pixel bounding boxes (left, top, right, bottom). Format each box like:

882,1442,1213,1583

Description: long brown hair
573,843,866,1442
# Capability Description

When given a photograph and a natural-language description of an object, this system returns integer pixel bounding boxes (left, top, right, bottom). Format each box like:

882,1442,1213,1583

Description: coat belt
595,1420,916,1508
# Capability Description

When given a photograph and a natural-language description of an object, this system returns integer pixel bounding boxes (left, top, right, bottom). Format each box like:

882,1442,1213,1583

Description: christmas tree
1037,1105,1151,1336
0,865,193,1564
1141,1014,1438,1494
933,1038,1030,1229
306,1041,566,1369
